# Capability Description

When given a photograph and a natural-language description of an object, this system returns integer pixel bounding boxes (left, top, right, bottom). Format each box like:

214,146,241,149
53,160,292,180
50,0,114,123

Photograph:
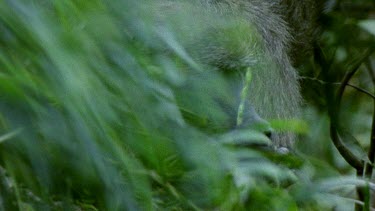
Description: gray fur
151,0,320,148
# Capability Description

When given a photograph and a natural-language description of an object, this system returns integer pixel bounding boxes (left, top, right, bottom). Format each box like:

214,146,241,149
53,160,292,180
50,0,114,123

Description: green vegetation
0,0,375,210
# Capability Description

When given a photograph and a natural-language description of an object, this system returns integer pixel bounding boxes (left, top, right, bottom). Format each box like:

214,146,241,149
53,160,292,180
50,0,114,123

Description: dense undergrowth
0,0,374,210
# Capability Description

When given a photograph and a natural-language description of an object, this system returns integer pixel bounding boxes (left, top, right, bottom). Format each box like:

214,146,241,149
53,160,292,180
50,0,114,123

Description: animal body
146,0,323,149
0,0,325,209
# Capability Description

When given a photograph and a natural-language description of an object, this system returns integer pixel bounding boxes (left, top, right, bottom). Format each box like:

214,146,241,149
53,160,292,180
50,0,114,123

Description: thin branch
300,77,375,100
345,84,375,100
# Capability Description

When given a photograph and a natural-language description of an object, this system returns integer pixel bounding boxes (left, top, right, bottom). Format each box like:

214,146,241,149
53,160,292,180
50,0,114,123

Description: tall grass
0,0,356,210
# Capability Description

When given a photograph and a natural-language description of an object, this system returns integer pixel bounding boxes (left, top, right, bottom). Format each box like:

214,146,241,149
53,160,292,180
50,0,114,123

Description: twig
300,77,375,100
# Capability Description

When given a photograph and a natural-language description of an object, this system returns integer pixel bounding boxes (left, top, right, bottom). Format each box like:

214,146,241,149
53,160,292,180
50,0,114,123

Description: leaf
339,129,370,163
269,119,309,134
0,128,22,144
217,129,271,147
358,20,375,36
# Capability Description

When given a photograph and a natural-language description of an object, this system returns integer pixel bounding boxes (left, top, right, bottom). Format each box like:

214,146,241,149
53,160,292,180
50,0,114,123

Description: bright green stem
237,67,252,126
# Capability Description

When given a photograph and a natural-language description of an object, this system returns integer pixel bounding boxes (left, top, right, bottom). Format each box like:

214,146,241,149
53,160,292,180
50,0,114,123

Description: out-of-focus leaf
217,129,272,146
270,119,309,134
339,129,370,163
0,129,22,144
358,20,375,36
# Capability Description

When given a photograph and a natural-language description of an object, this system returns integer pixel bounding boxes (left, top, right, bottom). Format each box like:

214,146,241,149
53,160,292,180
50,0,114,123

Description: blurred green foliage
0,0,374,210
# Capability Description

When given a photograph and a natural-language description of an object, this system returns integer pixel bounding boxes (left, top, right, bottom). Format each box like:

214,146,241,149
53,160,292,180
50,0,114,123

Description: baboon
0,0,327,209
147,0,324,149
